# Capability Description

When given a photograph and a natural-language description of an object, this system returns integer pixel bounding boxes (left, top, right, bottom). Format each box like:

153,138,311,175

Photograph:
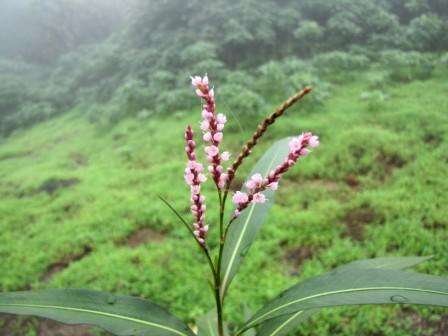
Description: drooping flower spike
191,75,230,189
232,132,319,218
184,125,208,245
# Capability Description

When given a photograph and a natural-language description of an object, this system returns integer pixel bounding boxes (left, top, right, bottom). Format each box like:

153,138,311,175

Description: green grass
0,69,447,335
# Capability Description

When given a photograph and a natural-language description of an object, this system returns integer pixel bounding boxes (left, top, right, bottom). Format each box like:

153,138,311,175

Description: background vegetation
0,0,447,335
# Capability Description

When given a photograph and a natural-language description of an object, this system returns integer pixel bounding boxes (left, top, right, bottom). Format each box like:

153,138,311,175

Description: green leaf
255,309,317,336
253,256,431,336
197,310,229,336
334,256,433,273
0,289,194,336
220,138,291,299
242,268,448,331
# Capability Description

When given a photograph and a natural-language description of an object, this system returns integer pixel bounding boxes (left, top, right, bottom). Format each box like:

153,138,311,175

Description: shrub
289,72,331,111
155,88,197,115
0,102,56,135
380,50,435,82
406,14,448,52
111,79,153,116
218,84,265,117
294,20,324,55
439,52,448,67
359,90,388,112
254,59,330,111
366,71,389,90
313,51,370,77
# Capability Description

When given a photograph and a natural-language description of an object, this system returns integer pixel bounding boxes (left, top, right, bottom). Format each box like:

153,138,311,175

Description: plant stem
215,189,226,336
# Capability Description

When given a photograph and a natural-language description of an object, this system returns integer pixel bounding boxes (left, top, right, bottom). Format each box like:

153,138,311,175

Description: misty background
0,0,447,136
0,1,447,335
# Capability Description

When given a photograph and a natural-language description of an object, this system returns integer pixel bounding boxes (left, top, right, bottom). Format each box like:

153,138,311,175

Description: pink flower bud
195,88,204,97
217,113,227,124
213,132,223,142
200,120,210,131
267,182,278,190
221,151,230,161
191,76,202,86
289,137,302,151
203,132,212,141
184,173,194,185
205,145,219,157
251,173,263,184
252,192,266,203
299,148,309,156
245,180,256,190
233,191,249,204
309,135,319,148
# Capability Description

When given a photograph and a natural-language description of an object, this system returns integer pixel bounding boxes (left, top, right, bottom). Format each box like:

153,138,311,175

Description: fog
0,0,131,63
0,1,447,335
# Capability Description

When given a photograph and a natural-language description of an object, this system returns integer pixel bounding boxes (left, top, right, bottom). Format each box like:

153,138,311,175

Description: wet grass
0,68,447,335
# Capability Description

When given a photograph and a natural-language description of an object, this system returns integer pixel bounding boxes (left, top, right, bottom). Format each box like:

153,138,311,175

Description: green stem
216,189,226,336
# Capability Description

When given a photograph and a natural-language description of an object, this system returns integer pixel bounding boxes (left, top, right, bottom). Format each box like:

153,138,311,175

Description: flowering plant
0,75,447,336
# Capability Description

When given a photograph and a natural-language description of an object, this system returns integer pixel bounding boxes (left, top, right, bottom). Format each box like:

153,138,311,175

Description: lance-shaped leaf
220,138,291,299
197,310,229,336
242,268,448,331
0,289,194,336
254,256,432,336
255,309,317,336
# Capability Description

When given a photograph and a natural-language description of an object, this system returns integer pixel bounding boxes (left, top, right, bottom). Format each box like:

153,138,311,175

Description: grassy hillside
0,68,447,335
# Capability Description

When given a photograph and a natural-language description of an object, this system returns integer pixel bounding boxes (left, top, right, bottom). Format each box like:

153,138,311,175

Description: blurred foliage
380,50,435,82
1,0,448,136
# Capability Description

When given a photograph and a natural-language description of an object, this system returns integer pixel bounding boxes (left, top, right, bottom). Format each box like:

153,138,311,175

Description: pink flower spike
184,125,208,246
190,74,229,190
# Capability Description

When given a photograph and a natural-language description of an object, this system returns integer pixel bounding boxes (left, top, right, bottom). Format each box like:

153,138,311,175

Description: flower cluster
232,132,319,218
184,125,208,245
191,75,230,189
